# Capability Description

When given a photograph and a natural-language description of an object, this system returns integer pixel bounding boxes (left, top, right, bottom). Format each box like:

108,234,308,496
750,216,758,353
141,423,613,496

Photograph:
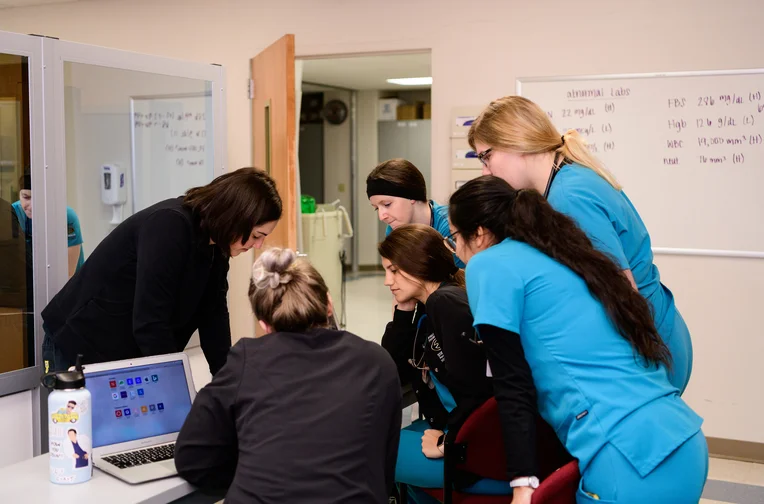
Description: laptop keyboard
102,443,175,469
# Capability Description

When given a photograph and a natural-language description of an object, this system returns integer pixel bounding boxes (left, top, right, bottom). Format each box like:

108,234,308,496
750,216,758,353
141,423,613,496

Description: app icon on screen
120,391,128,399
111,393,119,400
135,377,142,384
144,377,150,384
129,391,136,399
124,408,131,416
141,406,148,413
137,388,144,396
118,380,125,386
149,404,156,411
115,410,122,418
151,375,159,383
157,403,164,411
109,380,117,388
126,378,134,386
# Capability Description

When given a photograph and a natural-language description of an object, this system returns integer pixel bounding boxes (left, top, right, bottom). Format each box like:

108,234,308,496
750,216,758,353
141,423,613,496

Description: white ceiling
301,52,431,91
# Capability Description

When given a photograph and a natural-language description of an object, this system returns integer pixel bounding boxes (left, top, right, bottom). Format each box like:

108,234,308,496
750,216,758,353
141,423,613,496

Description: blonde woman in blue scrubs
467,96,692,394
446,176,707,504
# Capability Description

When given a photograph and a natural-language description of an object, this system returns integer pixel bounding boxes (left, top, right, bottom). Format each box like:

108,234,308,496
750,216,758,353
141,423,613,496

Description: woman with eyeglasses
468,96,692,395
447,176,707,504
379,224,506,501
367,158,464,268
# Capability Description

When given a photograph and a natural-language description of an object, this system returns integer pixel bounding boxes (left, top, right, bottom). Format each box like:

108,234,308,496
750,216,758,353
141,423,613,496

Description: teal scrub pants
577,430,708,503
396,420,511,503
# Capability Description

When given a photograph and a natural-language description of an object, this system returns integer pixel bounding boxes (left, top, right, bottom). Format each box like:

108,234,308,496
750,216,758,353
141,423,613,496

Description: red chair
401,398,579,504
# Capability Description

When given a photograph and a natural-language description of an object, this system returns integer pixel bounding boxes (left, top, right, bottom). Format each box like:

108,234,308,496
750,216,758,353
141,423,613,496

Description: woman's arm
380,305,420,381
197,260,232,375
175,341,244,490
476,324,539,481
67,245,81,277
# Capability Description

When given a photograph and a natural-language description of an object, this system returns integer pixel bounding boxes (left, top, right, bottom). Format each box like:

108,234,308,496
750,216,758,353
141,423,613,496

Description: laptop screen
86,359,193,448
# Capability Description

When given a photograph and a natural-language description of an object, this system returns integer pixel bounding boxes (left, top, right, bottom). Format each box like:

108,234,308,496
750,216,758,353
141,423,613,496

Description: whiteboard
517,70,764,258
130,92,214,212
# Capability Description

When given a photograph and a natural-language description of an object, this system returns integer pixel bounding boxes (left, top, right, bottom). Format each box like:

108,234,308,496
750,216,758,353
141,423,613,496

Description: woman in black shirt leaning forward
175,247,402,504
41,167,282,376
379,224,508,498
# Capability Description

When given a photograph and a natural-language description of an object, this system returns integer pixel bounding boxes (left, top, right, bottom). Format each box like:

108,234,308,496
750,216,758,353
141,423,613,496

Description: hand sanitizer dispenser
101,164,127,224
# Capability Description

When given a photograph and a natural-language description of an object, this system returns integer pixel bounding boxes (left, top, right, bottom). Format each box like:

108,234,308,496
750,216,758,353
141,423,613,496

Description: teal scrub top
385,200,465,269
547,164,690,389
466,238,702,476
12,201,85,271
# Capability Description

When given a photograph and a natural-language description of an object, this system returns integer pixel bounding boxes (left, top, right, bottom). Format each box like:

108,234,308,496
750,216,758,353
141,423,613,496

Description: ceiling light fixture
386,77,433,86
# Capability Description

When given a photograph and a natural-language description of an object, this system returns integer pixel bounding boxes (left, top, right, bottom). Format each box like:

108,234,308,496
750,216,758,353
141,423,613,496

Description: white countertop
3,454,202,504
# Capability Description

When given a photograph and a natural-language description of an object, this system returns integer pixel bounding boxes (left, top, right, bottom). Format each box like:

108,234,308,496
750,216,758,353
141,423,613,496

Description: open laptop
81,353,197,484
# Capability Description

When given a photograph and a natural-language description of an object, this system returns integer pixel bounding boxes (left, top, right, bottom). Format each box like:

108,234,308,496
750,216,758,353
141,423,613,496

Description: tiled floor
187,273,764,503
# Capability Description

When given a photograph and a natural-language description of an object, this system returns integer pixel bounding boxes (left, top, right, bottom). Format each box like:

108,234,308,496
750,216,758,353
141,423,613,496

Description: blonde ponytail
468,96,622,190
559,129,621,190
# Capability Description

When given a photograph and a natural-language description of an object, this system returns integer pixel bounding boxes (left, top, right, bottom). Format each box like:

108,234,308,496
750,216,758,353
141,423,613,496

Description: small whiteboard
130,92,214,212
518,70,764,258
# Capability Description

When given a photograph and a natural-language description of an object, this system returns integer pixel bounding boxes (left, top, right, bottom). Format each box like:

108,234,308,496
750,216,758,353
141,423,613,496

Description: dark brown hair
183,167,282,252
449,176,671,369
378,224,465,288
367,158,427,202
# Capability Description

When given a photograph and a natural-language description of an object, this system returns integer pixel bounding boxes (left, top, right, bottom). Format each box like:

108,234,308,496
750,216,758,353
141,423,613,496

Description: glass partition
0,52,33,375
62,62,216,255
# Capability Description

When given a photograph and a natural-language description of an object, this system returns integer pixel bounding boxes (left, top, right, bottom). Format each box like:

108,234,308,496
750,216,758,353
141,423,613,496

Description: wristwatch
510,476,540,489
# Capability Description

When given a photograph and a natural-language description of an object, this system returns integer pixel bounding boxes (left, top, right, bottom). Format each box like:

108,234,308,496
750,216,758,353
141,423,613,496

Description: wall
1,0,763,445
356,89,380,266
0,390,33,467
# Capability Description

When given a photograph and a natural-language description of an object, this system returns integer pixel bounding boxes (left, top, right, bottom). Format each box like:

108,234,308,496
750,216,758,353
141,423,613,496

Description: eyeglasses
476,148,493,167
443,231,459,254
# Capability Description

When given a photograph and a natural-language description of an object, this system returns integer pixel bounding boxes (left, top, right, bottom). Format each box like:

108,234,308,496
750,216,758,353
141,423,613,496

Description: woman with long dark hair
447,176,707,504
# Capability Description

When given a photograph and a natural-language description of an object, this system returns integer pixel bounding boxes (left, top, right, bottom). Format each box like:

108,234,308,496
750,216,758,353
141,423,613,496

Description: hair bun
252,248,296,290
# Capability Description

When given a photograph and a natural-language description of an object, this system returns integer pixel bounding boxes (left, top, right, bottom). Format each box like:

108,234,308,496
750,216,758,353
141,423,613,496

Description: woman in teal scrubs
467,96,692,394
446,176,708,504
367,158,464,268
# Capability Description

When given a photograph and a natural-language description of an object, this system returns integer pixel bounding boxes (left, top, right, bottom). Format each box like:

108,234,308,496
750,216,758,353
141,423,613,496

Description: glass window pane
0,52,33,372
64,62,214,254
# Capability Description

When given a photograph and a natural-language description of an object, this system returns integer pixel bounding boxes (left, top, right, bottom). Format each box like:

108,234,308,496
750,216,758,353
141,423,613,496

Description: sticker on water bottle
49,394,93,484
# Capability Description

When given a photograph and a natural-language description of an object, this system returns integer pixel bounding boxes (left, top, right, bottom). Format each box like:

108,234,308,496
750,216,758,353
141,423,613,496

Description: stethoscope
407,310,483,372
542,155,570,199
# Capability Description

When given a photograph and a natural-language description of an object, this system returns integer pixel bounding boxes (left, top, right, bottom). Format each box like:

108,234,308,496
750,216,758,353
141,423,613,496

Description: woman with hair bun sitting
176,248,402,504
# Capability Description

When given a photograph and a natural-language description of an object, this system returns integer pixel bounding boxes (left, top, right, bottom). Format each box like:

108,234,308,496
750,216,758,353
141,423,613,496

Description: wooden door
251,34,297,252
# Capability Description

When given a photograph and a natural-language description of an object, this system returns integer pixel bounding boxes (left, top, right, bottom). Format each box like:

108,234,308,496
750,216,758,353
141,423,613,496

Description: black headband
366,178,426,202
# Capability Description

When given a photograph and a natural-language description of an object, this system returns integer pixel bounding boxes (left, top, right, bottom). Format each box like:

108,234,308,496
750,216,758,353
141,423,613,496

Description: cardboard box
396,104,418,120
379,98,404,121
423,103,431,119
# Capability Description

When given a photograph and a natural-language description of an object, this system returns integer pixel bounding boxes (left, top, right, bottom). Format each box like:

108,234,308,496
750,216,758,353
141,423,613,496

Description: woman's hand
421,429,445,459
396,299,418,312
510,485,534,504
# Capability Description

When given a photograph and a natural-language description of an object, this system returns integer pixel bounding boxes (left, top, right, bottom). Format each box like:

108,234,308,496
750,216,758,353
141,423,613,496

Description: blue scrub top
385,200,465,269
547,163,690,391
466,238,702,476
12,201,85,271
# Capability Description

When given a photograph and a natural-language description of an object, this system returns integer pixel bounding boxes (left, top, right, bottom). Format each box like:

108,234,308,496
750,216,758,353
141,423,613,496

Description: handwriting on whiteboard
133,111,207,168
540,87,762,167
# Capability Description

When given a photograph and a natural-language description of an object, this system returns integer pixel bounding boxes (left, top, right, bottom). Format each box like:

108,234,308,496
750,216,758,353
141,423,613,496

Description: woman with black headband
367,158,464,269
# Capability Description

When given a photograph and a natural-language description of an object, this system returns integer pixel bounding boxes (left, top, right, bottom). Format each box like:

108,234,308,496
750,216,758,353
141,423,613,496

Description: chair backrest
452,398,574,482
531,460,580,504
